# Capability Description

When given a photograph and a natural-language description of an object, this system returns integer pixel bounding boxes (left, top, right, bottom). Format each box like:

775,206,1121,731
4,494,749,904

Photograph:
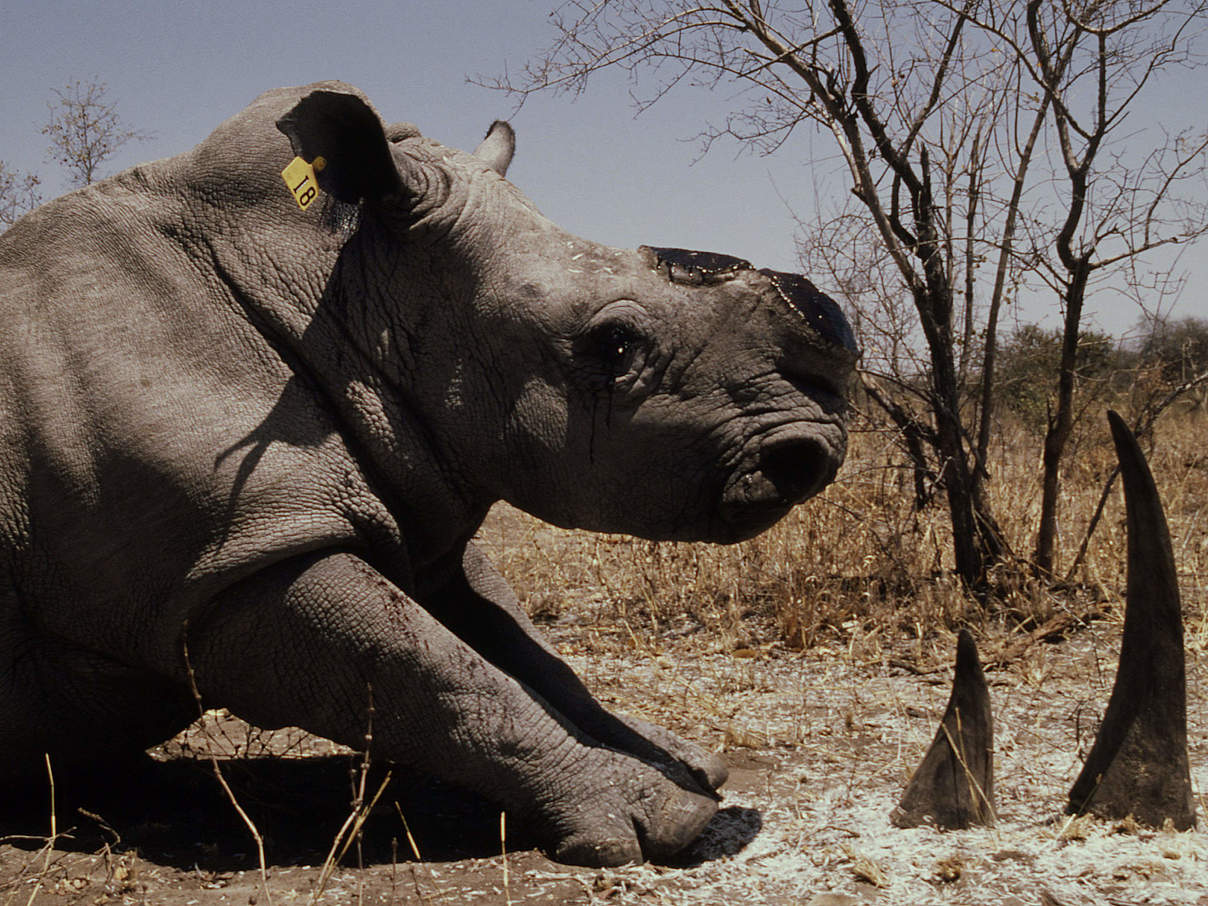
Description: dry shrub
477,408,1207,650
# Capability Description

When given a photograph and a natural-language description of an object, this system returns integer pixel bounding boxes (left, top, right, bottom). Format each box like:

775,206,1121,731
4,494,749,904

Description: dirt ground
3,611,1207,906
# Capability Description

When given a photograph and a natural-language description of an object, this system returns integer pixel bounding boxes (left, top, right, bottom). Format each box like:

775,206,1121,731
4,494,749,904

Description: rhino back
0,161,385,671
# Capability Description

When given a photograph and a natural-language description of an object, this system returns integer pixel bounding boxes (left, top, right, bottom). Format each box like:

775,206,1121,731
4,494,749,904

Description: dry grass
477,408,1208,654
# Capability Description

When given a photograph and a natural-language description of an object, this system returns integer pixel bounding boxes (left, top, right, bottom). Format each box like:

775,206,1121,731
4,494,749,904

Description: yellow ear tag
282,156,325,210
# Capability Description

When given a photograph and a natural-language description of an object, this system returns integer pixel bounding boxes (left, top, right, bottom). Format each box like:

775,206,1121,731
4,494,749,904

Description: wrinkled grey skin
0,82,855,866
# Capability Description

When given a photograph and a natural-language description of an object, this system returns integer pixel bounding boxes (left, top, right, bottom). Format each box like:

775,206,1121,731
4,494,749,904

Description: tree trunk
909,151,1002,589
937,403,986,586
1034,261,1090,574
916,281,996,588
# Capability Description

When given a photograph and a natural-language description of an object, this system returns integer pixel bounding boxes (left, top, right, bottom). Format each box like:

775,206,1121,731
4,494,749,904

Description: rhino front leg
432,543,727,792
184,552,717,866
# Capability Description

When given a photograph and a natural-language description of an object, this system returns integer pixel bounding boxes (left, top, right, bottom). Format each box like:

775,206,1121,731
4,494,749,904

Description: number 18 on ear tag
282,155,326,210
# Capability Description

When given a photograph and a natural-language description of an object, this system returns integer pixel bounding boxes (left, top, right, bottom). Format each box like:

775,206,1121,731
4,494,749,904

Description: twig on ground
395,803,437,903
394,804,423,861
501,811,512,906
311,771,393,901
76,809,120,848
18,755,57,906
984,612,1096,670
181,630,273,906
313,690,391,904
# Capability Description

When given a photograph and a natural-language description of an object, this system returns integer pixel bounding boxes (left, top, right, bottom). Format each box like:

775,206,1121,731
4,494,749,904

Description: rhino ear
276,89,404,204
473,121,515,176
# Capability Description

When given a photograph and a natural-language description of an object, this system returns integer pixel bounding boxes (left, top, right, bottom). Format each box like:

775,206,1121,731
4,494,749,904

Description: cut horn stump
891,629,995,829
1067,411,1196,830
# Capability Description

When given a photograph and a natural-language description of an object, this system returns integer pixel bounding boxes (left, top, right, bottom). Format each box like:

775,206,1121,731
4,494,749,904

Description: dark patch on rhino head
640,246,859,359
640,246,753,284
754,269,858,355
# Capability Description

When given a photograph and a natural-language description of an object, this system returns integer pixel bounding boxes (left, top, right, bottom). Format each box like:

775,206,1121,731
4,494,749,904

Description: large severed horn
1066,410,1195,829
891,629,995,829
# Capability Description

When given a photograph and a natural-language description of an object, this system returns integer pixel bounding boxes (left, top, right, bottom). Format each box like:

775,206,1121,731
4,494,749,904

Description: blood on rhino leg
429,543,727,794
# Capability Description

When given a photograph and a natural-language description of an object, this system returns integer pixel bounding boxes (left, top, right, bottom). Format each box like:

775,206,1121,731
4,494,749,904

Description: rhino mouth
717,434,839,539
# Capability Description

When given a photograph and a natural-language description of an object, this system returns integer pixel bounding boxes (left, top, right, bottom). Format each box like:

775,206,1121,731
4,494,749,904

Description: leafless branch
0,161,42,229
41,79,150,187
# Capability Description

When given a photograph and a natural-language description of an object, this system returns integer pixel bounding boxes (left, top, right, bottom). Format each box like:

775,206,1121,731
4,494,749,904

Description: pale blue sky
1,1,817,267
2,0,1203,336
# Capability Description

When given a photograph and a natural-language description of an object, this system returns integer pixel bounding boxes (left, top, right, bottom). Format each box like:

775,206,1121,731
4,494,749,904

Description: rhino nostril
760,439,834,503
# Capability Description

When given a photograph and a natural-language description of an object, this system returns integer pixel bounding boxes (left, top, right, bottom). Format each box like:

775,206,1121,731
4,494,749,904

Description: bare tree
42,79,149,187
1002,0,1208,574
490,0,1208,589
0,161,42,229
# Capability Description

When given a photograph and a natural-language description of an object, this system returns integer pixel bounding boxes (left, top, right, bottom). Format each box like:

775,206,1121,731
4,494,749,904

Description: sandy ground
3,614,1207,905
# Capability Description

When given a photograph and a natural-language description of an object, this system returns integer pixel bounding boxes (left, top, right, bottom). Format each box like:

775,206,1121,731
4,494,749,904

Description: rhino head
273,86,857,544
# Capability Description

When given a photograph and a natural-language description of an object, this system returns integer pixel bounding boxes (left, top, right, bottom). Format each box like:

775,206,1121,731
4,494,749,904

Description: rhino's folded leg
184,551,717,866
426,542,727,793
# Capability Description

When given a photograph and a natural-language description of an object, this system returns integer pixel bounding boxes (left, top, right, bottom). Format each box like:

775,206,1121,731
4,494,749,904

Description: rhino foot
536,749,719,867
613,713,728,793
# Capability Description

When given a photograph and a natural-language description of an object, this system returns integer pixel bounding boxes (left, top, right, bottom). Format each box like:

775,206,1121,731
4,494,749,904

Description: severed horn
1066,410,1195,829
891,629,995,829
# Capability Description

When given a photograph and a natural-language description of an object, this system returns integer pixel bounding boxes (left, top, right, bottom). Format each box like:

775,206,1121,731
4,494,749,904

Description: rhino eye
578,321,642,389
594,324,634,367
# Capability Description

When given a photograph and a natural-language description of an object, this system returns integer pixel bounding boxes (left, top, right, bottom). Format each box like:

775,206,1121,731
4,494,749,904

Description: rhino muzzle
759,435,840,502
717,433,842,539
636,246,855,540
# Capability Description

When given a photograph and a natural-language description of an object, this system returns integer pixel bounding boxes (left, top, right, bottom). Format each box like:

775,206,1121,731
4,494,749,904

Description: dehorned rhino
0,82,856,865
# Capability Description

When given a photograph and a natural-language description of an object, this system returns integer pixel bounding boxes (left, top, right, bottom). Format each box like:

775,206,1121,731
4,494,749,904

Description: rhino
0,82,856,866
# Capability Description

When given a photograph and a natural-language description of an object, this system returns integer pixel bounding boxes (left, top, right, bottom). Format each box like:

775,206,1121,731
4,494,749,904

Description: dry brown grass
477,408,1208,654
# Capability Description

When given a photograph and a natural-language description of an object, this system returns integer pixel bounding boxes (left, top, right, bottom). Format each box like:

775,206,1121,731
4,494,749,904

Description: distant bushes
1139,316,1208,392
993,316,1208,432
994,324,1118,431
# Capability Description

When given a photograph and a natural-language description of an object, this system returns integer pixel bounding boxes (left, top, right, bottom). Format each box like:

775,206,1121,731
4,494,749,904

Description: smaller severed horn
1066,411,1196,829
891,629,995,829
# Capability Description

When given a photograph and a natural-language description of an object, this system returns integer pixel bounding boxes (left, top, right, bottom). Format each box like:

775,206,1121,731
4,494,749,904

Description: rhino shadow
664,806,763,867
0,754,513,870
0,752,759,871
